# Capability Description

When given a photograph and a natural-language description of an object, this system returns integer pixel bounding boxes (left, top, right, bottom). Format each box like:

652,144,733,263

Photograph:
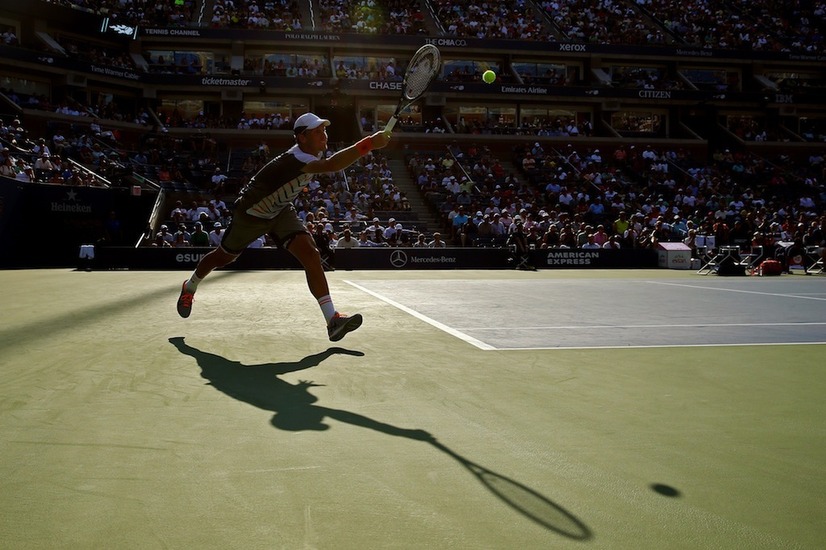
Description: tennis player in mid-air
176,112,390,341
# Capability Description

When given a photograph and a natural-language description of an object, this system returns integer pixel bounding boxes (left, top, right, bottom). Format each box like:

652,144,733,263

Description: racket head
402,44,441,101
384,44,441,134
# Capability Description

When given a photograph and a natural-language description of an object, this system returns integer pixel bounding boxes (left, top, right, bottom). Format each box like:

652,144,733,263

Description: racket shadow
168,337,591,539
429,439,592,540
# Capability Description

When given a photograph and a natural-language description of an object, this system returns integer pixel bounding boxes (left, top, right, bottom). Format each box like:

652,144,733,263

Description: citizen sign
638,90,672,99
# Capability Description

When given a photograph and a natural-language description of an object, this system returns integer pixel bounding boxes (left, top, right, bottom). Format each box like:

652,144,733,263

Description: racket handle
384,116,398,134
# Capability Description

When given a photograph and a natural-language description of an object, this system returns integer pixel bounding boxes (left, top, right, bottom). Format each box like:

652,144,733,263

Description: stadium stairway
298,0,315,28
386,156,441,235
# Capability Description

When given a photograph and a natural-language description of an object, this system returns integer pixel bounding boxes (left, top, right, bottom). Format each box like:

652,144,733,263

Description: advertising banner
91,246,658,270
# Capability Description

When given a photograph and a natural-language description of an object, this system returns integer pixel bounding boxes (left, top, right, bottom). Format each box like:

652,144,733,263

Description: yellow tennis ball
482,70,496,84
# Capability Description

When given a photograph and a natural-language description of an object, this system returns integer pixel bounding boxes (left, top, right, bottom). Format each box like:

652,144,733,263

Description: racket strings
404,51,439,99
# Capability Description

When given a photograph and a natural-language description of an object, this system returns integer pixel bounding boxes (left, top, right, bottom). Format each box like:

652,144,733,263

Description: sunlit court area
2,0,826,547
1,269,824,549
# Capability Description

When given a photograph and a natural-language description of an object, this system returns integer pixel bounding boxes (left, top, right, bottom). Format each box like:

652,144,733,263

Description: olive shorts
221,205,307,254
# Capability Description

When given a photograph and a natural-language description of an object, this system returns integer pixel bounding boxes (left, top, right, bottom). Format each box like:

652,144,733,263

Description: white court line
346,280,826,351
344,280,496,351
458,322,826,331
499,341,826,351
643,280,826,301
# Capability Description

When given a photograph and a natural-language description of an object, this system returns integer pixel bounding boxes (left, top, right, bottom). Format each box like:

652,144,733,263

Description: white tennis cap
294,113,330,134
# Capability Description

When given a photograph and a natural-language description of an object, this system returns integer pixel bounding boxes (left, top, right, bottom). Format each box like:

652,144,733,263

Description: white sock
318,295,336,324
185,273,202,293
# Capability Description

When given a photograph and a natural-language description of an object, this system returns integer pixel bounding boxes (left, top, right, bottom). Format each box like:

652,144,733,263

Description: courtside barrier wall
0,178,156,268
88,246,658,270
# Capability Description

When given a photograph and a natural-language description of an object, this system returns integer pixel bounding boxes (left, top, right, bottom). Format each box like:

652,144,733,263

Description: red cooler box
657,242,692,270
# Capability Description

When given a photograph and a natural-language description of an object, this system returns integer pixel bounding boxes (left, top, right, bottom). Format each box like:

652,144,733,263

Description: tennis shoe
327,312,363,342
177,281,195,318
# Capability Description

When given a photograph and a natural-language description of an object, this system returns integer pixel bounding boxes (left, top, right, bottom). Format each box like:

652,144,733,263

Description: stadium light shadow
168,337,592,540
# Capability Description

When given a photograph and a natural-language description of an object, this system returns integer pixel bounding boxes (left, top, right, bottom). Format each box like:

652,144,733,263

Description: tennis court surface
1,269,824,549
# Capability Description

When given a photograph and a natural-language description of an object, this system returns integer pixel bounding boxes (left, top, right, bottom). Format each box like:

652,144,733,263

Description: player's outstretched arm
303,131,390,174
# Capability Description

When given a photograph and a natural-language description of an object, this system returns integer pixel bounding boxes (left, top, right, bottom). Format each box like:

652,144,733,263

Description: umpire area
1,269,824,549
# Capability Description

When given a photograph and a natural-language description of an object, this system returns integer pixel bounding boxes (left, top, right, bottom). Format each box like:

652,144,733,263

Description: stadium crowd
2,0,822,269
0,0,817,143
637,0,825,54
432,0,550,41
1,104,823,271
37,0,823,55
406,140,825,270
541,0,667,45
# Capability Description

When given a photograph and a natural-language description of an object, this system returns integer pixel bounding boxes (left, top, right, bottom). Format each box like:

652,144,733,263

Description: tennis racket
384,44,441,134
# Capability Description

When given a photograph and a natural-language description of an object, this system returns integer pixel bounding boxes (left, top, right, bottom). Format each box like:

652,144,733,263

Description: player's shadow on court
168,337,592,541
